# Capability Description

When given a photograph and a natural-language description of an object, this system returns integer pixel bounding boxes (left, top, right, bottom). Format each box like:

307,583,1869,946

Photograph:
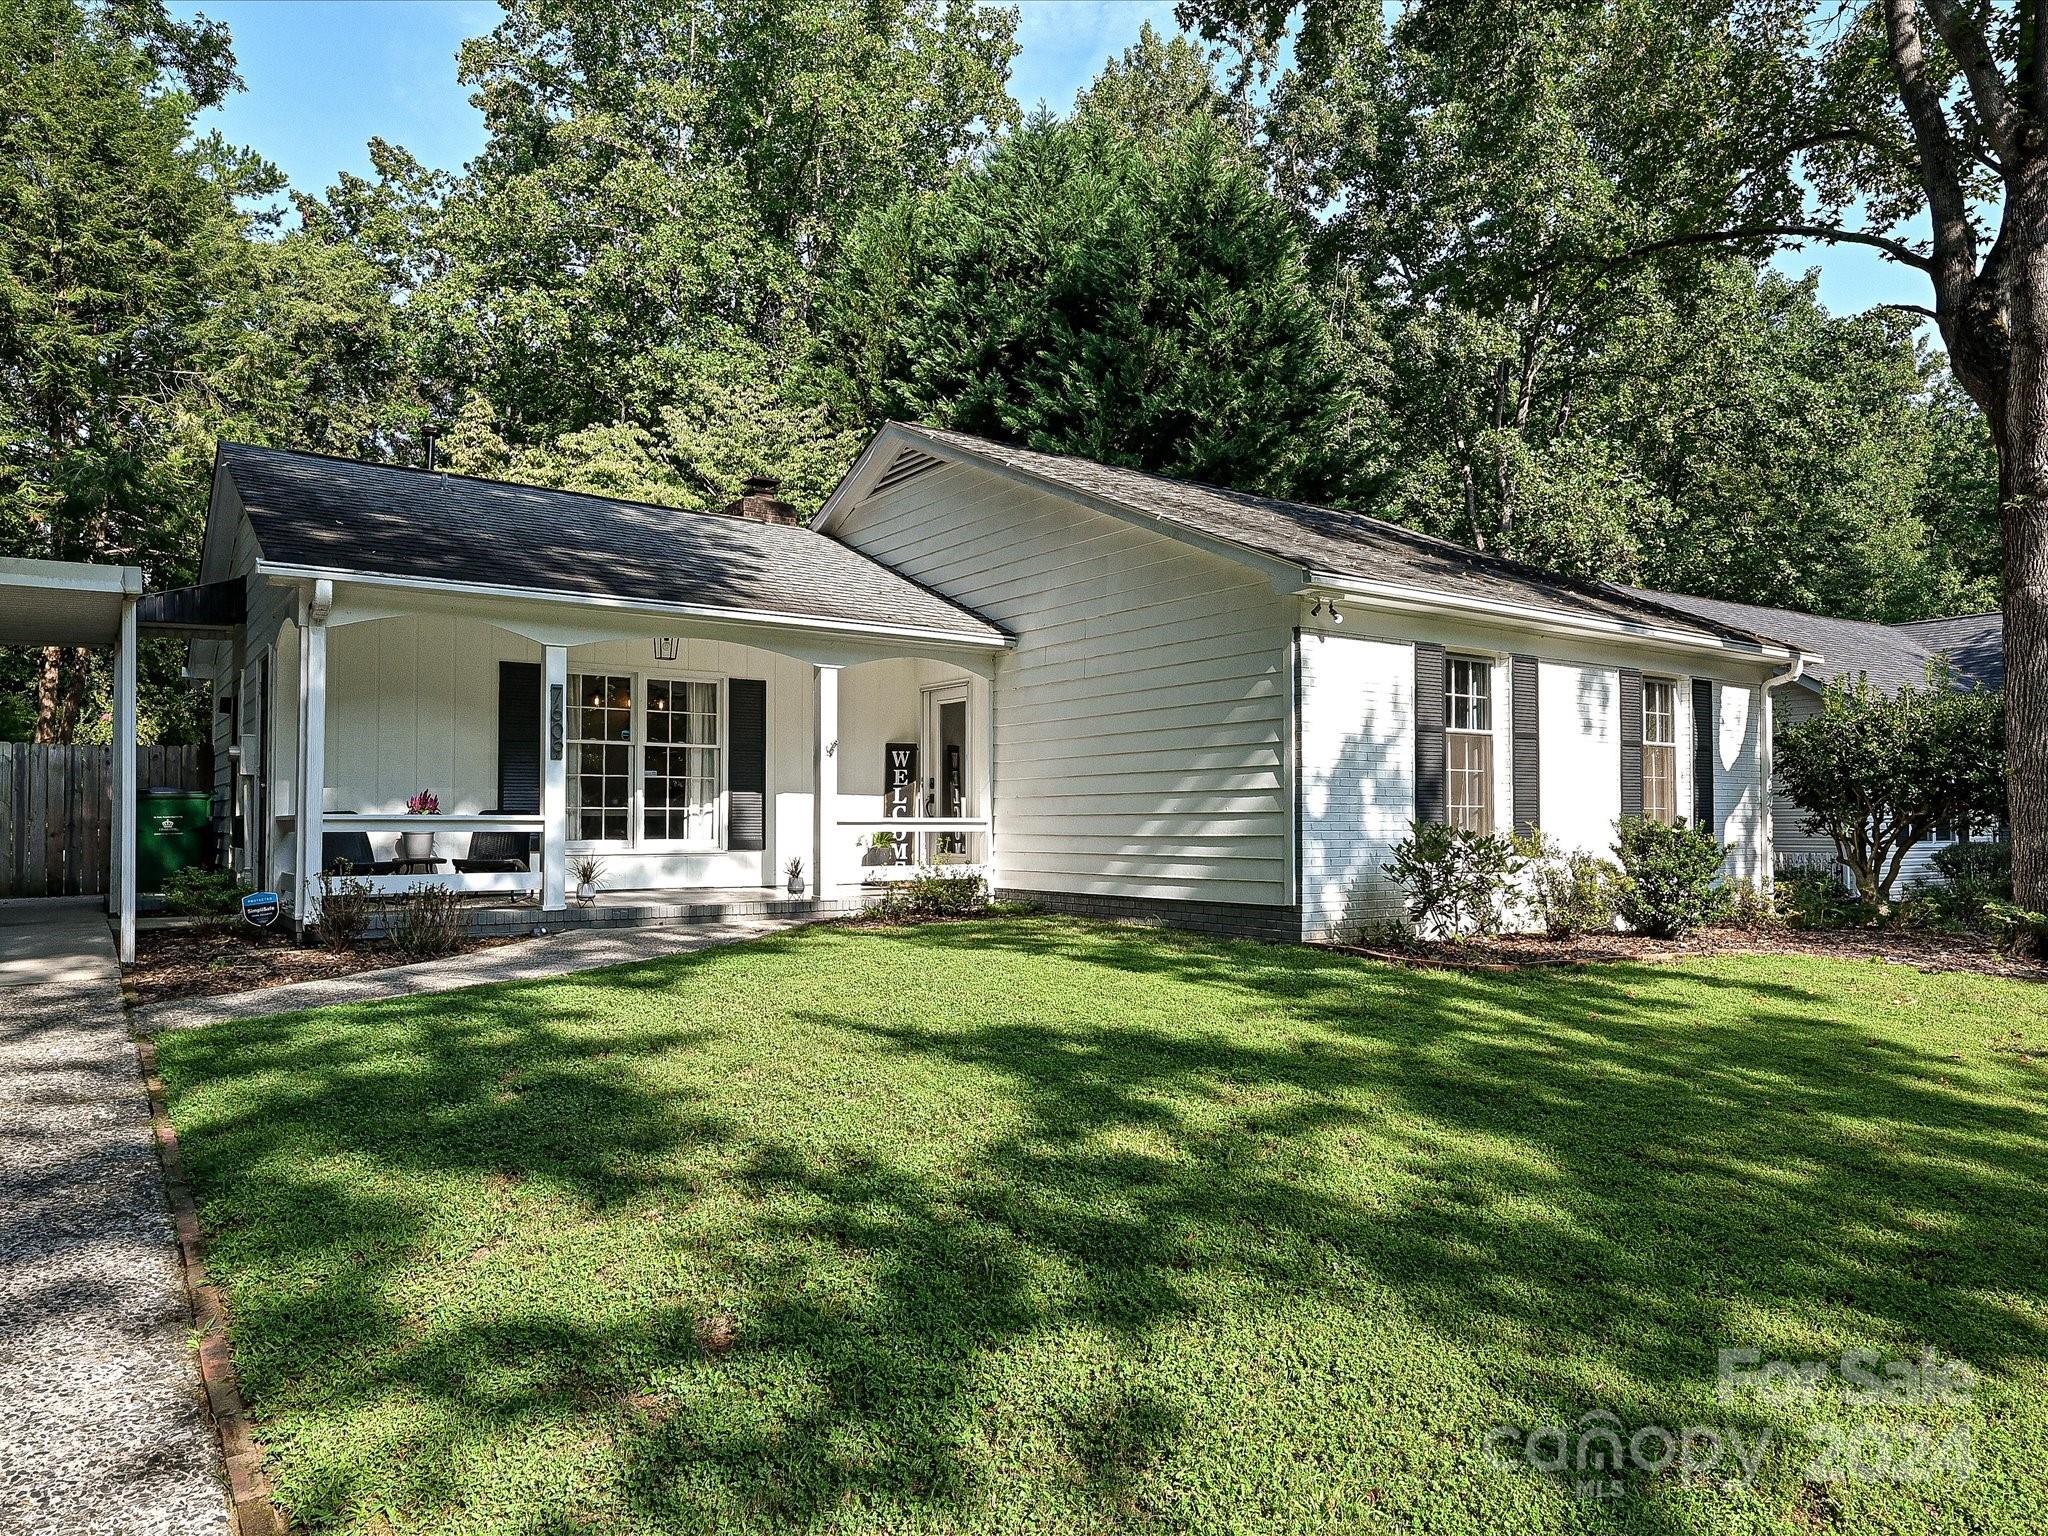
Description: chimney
723,472,797,525
422,427,440,472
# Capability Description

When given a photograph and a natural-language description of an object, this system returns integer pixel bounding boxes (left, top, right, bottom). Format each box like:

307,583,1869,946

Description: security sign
241,890,281,930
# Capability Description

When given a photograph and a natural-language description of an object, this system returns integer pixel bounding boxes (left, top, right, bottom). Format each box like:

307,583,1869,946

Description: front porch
231,577,1002,934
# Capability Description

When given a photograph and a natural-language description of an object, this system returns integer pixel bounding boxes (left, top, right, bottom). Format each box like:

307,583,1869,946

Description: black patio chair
454,830,531,873
322,830,392,876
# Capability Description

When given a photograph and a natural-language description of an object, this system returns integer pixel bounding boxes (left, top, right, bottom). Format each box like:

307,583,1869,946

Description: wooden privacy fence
0,744,205,899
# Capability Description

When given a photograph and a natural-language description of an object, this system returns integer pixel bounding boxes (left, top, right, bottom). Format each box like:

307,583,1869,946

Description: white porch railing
315,812,543,897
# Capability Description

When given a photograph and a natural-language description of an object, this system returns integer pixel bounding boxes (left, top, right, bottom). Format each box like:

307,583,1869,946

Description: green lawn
155,918,2048,1535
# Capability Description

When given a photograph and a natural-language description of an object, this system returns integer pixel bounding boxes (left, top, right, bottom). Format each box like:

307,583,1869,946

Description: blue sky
171,0,1918,317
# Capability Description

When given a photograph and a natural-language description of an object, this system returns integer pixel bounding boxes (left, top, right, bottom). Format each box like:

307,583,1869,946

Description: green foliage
1777,674,2007,908
161,866,251,917
1612,817,1728,938
154,919,2048,1531
1981,901,2048,965
1525,837,1621,938
1931,841,2014,906
1775,858,1864,931
865,866,989,921
1384,821,1528,938
819,104,1375,502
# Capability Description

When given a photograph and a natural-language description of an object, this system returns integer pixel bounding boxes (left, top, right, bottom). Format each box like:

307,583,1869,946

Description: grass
154,917,2048,1535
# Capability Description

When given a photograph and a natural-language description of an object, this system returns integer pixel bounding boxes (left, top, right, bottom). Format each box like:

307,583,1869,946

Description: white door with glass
922,683,970,861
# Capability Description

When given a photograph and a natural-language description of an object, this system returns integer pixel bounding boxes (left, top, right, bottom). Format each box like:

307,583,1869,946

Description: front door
922,683,970,860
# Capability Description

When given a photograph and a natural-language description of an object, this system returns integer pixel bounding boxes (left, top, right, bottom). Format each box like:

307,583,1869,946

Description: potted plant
400,789,440,860
785,856,805,895
570,852,605,906
862,829,900,867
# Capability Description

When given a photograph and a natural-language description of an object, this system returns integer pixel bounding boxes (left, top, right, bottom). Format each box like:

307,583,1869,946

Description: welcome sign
884,742,918,817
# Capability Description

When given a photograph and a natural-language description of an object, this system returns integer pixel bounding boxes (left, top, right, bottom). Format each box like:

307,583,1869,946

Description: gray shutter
1415,643,1447,824
1618,666,1644,820
496,662,541,814
727,678,767,851
1692,678,1716,829
1512,654,1540,836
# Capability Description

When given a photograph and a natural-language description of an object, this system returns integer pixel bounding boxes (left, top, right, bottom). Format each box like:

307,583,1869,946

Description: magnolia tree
1776,674,2006,907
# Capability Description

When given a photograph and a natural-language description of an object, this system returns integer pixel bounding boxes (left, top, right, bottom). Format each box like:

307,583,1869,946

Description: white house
160,422,1830,944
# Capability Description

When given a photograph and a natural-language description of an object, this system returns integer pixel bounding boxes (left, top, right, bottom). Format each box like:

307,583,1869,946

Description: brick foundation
996,887,1302,944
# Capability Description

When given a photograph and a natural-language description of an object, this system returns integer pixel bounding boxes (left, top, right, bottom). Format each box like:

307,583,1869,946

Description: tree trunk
1999,217,2048,914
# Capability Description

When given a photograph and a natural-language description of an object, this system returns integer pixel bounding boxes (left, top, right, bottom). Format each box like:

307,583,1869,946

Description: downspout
1756,654,1809,893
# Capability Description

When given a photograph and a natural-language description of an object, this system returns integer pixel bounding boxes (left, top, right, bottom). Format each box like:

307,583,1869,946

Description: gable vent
873,446,942,495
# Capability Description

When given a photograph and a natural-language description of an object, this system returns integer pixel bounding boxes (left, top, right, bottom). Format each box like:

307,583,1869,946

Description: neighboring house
1623,589,2007,890
158,422,1840,943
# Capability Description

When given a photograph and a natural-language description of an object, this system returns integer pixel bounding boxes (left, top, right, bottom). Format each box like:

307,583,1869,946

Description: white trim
251,560,1011,652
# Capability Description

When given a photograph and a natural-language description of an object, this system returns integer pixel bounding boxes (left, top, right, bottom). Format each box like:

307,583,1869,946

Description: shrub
1982,900,2048,965
1775,858,1863,929
388,883,465,960
1526,837,1621,938
1385,821,1528,939
866,866,988,921
1931,840,2013,915
317,867,377,952
1612,817,1728,938
1723,877,1778,931
162,866,250,917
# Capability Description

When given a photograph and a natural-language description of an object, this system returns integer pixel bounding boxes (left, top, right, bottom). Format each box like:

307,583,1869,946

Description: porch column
296,581,330,928
111,594,138,964
541,644,568,910
977,675,995,875
813,664,842,894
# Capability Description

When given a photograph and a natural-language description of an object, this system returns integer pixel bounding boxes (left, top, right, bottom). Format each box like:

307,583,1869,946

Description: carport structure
0,557,143,961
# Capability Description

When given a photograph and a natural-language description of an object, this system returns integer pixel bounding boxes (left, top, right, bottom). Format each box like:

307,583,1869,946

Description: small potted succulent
785,856,805,895
400,789,440,860
571,852,605,906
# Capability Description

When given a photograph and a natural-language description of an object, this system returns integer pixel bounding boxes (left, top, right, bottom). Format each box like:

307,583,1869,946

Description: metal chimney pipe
423,428,440,472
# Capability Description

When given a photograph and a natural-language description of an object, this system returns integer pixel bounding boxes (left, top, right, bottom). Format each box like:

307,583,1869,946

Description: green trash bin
138,789,213,895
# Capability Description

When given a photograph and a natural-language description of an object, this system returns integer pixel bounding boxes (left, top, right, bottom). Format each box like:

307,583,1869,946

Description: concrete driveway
0,902,229,1536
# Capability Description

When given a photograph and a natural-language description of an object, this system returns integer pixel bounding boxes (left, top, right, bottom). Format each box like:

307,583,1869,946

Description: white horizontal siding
832,461,1293,906
1298,632,1414,939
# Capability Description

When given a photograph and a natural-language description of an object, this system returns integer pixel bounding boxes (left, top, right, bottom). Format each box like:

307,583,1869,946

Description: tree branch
1877,300,1941,320
1882,0,1981,317
1920,0,2019,162
1586,220,1936,276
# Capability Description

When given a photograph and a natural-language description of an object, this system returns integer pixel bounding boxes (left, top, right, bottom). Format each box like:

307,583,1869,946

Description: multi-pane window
1643,679,1678,824
643,678,719,843
569,674,633,841
1445,656,1494,835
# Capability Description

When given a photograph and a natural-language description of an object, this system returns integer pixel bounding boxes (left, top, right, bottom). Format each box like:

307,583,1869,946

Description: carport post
112,592,138,963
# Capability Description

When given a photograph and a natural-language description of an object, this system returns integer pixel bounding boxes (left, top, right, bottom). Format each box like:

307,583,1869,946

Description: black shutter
1618,666,1644,820
1692,678,1716,829
1415,643,1447,824
496,662,541,814
1512,654,1540,837
727,678,767,851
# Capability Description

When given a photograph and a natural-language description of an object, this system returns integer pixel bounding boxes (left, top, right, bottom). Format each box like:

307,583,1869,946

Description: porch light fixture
1310,597,1344,625
653,636,679,661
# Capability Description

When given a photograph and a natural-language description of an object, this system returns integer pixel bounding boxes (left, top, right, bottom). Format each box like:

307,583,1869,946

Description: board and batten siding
1536,661,1624,859
830,461,1295,907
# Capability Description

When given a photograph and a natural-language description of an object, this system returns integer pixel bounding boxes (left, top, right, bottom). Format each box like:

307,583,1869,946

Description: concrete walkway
133,913,812,1034
0,903,230,1536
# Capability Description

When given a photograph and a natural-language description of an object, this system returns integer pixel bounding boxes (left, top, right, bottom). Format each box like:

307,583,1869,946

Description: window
643,678,719,843
569,674,633,842
1445,656,1494,835
1643,679,1678,824
567,672,723,847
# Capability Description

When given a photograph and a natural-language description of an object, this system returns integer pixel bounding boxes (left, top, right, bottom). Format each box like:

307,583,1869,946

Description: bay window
567,671,723,847
1445,655,1495,835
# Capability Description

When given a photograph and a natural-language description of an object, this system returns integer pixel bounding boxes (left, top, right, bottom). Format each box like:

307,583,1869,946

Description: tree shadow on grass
154,918,2048,1534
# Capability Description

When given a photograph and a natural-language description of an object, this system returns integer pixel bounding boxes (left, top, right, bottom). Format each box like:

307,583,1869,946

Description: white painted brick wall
1537,661,1621,857
1299,631,1414,940
1714,683,1765,883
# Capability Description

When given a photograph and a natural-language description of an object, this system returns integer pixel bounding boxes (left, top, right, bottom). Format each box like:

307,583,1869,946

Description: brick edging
134,1035,286,1536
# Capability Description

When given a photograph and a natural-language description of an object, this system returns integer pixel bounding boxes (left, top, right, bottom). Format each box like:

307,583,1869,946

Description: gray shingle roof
1892,612,2005,690
220,443,1004,644
1627,590,2005,693
889,424,1803,653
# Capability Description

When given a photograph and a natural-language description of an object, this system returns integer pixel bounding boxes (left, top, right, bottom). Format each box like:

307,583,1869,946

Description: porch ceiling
0,558,142,646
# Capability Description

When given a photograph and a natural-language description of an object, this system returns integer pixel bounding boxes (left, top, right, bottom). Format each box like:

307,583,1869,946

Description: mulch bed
123,924,522,1009
1329,924,2045,981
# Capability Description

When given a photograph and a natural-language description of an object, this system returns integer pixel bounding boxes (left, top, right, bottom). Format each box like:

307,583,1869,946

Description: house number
549,683,564,761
